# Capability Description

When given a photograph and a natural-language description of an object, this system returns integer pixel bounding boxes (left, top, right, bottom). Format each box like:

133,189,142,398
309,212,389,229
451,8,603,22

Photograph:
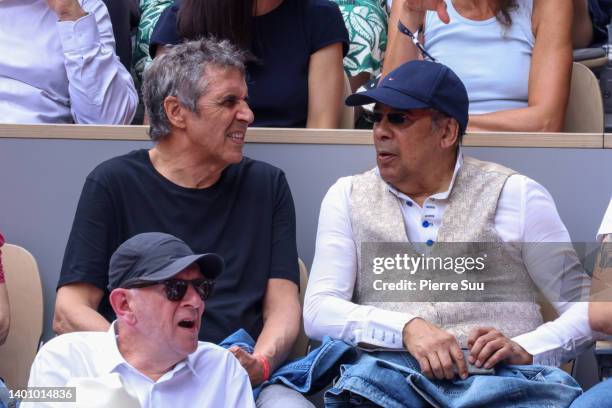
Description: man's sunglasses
364,110,433,126
125,278,214,302
364,111,412,125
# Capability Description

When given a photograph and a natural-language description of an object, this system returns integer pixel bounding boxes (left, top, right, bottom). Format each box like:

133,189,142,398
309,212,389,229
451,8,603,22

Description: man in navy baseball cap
304,59,593,406
346,60,469,135
340,60,470,194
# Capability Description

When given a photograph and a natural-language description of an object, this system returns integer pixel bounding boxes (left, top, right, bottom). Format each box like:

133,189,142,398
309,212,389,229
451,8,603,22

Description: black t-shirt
150,0,349,127
59,149,299,344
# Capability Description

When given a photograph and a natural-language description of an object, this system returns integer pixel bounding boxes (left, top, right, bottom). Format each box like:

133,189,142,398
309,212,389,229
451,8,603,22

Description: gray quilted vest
350,156,542,346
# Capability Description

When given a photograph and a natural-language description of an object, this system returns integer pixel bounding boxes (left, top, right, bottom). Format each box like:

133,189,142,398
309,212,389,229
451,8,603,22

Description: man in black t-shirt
54,38,312,407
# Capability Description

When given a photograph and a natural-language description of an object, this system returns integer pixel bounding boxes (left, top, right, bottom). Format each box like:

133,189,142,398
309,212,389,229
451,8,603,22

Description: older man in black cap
303,60,593,406
25,232,255,408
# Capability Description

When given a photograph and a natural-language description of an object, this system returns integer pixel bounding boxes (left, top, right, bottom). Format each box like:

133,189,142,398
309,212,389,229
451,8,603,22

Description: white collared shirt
0,0,137,124
597,198,612,242
23,323,255,408
304,151,596,366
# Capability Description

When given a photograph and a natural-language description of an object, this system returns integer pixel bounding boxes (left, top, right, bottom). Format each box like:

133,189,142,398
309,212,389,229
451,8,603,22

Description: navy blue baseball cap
108,232,224,291
346,60,469,134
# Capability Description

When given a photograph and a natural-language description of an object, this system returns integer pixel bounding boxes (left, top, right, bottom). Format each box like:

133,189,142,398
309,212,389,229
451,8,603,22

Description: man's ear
439,117,460,149
164,96,188,130
109,289,137,326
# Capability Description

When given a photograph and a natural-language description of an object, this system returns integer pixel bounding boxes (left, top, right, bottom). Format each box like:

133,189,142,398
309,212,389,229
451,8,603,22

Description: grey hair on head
142,38,247,141
430,110,464,144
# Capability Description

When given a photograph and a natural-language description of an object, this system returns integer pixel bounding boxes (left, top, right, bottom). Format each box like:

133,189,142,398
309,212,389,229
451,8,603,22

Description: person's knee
256,384,315,408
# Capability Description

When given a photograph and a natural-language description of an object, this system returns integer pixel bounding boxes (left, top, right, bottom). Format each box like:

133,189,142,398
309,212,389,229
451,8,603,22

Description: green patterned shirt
133,0,173,85
331,0,388,77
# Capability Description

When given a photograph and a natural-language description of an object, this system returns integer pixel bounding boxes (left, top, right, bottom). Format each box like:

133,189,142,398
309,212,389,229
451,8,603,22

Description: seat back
340,73,355,129
288,259,310,360
563,62,604,133
0,244,44,389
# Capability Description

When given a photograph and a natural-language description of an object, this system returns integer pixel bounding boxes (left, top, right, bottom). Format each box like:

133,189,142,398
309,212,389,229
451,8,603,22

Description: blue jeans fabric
0,379,10,408
219,329,357,399
569,378,612,407
220,330,582,407
324,351,582,408
0,378,14,408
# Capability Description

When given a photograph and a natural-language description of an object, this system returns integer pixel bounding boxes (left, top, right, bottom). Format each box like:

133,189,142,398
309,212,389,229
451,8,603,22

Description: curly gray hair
142,38,247,141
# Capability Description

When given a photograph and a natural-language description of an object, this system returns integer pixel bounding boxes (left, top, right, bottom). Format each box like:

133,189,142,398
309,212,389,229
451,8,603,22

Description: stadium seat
0,244,44,390
573,47,608,70
564,62,604,133
288,259,310,360
595,341,612,381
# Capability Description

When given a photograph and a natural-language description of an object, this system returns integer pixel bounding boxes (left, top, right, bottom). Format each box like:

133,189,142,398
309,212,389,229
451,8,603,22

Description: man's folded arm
59,0,137,124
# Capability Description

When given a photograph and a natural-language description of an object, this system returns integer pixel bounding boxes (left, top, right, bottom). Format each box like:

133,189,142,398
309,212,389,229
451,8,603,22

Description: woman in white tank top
382,0,572,132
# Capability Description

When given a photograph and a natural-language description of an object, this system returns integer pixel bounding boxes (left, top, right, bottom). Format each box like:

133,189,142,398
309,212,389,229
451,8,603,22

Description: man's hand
402,0,450,24
467,327,533,369
229,346,266,386
403,318,468,380
46,0,87,21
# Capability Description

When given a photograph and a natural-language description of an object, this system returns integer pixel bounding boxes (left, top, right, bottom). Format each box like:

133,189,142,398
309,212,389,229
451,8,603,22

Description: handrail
0,124,606,148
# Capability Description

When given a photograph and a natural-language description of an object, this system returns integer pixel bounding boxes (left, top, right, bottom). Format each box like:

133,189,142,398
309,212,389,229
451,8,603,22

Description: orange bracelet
254,353,270,382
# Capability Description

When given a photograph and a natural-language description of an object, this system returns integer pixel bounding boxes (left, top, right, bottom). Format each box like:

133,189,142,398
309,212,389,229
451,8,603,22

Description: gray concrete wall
1,138,611,387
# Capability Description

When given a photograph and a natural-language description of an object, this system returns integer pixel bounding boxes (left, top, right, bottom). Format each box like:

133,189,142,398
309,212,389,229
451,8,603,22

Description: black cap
108,232,224,291
346,60,469,135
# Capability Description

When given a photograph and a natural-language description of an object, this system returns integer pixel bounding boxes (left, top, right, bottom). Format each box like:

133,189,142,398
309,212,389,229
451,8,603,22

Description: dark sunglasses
125,278,214,302
364,108,435,126
364,111,412,125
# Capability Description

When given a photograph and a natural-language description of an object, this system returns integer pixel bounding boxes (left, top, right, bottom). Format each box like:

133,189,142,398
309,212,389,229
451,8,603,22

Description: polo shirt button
406,200,413,207
426,239,434,246
422,220,430,228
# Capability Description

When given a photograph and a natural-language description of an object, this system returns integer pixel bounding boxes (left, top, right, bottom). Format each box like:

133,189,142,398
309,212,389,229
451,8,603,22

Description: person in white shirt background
23,232,255,408
304,59,595,395
0,0,137,124
569,198,612,407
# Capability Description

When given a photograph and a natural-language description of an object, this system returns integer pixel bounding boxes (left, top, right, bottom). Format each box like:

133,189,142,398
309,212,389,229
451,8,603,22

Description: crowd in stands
2,0,611,129
384,0,572,132
1,0,612,407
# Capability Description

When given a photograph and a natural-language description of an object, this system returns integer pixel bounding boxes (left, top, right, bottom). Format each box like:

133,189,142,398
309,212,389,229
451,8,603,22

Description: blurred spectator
383,0,571,132
587,198,612,333
133,0,173,85
150,0,349,128
0,233,9,408
573,0,611,48
570,198,612,407
102,0,140,70
331,0,389,92
0,0,137,124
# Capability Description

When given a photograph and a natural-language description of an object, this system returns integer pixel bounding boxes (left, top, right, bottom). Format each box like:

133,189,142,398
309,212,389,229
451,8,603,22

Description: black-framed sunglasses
364,111,414,125
125,278,214,302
